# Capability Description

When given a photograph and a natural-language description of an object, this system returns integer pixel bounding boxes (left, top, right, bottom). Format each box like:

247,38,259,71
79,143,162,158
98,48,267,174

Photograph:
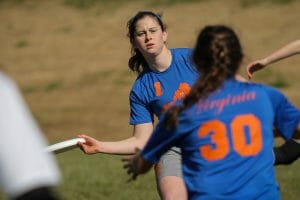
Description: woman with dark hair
78,10,197,199
123,25,300,199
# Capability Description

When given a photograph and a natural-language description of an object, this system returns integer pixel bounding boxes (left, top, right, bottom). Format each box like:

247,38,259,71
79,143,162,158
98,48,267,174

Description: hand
122,148,142,181
246,59,267,79
77,134,101,154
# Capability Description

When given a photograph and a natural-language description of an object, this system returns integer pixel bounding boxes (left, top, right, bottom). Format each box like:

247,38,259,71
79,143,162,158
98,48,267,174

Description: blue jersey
129,48,198,125
142,79,300,200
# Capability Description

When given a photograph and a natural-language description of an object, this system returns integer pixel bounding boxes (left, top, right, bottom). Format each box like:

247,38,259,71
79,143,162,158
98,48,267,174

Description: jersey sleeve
264,86,300,139
0,74,61,198
129,85,154,125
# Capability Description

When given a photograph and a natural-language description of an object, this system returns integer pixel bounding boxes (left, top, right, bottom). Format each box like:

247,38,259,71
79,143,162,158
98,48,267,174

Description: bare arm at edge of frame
247,39,300,78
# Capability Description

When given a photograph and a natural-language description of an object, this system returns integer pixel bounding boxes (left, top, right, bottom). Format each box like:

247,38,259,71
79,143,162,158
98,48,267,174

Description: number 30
198,114,262,161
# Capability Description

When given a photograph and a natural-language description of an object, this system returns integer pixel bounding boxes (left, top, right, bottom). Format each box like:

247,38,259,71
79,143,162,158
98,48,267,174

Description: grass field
0,0,299,199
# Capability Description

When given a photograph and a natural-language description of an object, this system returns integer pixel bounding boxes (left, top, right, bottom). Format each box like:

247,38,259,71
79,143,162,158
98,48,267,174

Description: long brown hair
127,11,167,74
164,25,244,129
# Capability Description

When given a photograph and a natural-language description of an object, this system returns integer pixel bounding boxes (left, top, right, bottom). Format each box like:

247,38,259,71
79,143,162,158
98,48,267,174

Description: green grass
52,150,300,200
1,156,299,200
45,80,64,92
15,39,29,48
276,161,300,199
56,150,159,200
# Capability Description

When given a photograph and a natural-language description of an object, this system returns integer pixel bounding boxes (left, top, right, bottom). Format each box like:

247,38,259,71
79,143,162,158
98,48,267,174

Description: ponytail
128,48,148,74
164,25,243,129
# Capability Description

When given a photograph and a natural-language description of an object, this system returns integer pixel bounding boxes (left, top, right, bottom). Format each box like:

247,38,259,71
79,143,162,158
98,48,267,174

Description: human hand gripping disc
46,138,86,154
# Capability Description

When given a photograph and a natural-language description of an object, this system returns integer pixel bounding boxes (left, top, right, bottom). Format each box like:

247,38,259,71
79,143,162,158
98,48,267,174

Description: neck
145,46,172,72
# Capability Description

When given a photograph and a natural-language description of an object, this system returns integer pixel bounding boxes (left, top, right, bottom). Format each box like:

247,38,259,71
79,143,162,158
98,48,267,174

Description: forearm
263,40,300,65
98,123,153,155
274,124,300,165
273,139,300,165
99,137,146,155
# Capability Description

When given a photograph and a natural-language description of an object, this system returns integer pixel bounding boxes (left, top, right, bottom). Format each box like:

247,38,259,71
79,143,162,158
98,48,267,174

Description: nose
145,32,152,42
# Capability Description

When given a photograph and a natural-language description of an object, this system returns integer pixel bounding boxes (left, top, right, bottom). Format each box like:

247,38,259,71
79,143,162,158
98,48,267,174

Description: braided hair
164,25,244,129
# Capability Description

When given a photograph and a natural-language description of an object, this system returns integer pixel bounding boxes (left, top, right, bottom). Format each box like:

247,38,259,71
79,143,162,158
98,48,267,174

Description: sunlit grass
56,150,159,200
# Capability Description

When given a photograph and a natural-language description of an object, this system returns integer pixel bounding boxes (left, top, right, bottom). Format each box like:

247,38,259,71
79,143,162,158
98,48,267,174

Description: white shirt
0,72,61,198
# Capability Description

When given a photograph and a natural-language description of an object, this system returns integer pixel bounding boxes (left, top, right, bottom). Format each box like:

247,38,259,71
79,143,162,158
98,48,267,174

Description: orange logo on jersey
162,83,191,111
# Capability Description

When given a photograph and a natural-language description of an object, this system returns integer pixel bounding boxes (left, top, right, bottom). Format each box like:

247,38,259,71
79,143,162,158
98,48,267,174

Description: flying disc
46,138,86,154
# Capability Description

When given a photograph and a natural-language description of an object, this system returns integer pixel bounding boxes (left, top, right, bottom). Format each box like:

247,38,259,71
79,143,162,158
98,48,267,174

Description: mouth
146,43,154,49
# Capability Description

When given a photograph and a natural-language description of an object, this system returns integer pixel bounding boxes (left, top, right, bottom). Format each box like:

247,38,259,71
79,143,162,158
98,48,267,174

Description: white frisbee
46,138,86,154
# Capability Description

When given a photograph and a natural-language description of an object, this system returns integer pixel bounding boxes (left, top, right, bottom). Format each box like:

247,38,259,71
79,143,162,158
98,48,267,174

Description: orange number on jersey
198,120,230,161
198,114,262,161
231,114,262,156
154,82,163,96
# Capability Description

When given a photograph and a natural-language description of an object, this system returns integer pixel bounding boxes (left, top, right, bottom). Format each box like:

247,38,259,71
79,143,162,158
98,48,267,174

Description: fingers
246,60,266,79
122,156,139,182
246,63,256,79
126,173,138,182
126,169,138,182
247,70,253,80
77,134,93,142
77,142,89,154
246,65,253,79
76,134,101,154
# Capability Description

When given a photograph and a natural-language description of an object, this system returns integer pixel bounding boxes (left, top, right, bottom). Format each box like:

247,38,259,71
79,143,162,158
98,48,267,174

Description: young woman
247,39,300,79
78,11,299,199
78,11,196,199
123,25,300,200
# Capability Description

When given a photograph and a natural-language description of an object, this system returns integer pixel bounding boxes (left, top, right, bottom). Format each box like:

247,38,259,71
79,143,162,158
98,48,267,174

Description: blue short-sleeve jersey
129,48,198,125
142,79,300,200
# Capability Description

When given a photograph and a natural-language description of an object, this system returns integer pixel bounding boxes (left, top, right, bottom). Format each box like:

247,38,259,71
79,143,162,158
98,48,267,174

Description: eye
150,29,158,33
135,32,146,37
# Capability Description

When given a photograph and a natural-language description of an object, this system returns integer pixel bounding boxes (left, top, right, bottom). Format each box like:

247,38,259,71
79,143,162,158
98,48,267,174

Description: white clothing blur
0,72,60,198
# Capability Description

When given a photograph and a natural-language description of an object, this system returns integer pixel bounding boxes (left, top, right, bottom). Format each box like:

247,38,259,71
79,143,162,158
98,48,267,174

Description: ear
162,31,168,43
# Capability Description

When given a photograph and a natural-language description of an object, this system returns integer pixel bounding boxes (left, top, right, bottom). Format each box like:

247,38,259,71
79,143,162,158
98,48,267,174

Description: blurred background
0,0,299,199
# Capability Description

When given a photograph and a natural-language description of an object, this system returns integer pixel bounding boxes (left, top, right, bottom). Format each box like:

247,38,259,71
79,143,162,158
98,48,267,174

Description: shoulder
248,82,283,98
129,71,154,101
171,48,193,58
131,70,152,91
238,81,286,106
170,48,196,71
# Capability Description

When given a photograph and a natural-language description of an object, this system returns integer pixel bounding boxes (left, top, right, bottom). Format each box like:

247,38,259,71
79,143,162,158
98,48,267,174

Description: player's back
177,79,282,199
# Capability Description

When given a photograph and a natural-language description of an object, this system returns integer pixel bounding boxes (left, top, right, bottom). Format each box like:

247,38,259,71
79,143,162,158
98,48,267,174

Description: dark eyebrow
135,26,159,33
149,27,159,30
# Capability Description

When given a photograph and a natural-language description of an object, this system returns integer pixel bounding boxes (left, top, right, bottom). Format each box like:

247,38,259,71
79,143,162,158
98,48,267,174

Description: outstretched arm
247,39,300,79
77,123,153,155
